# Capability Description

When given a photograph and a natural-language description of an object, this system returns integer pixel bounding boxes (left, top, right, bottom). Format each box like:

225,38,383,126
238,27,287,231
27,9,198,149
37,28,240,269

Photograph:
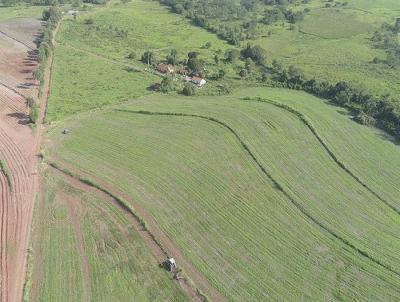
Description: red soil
0,18,42,302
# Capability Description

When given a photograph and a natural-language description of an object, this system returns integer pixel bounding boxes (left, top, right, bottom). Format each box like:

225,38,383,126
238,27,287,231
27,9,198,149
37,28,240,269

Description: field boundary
248,97,400,215
115,108,400,278
46,161,213,302
0,29,35,50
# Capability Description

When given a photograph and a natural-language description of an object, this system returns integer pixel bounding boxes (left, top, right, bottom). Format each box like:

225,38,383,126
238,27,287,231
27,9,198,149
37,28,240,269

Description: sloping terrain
30,167,188,302
0,15,41,302
38,1,400,300
44,91,400,301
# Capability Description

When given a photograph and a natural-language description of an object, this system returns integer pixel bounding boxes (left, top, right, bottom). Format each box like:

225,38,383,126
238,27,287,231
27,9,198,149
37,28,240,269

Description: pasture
255,2,400,96
38,0,400,301
30,167,187,302
56,0,230,68
46,45,159,121
46,0,237,121
0,5,43,21
44,89,400,301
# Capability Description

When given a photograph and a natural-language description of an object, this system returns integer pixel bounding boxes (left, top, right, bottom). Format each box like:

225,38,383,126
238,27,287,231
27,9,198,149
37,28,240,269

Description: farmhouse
185,76,206,87
157,63,174,74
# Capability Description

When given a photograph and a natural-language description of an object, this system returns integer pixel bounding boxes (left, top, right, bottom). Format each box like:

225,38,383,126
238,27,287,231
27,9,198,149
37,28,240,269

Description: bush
29,105,39,124
160,76,176,93
182,83,196,96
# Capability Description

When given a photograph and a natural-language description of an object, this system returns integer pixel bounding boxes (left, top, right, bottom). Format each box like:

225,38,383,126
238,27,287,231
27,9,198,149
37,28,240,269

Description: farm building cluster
156,63,206,88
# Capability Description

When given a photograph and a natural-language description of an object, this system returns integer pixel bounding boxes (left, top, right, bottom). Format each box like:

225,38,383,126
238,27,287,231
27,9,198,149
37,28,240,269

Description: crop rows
46,100,400,301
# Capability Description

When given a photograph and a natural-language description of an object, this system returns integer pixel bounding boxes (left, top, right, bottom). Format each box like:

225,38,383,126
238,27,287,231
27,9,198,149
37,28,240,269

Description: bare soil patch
0,17,42,302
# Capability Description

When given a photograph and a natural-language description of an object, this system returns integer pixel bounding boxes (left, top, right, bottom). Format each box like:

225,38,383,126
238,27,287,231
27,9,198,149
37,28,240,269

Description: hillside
0,0,398,301
43,90,400,301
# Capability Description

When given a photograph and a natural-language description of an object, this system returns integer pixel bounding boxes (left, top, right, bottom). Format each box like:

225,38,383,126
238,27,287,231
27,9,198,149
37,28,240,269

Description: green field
47,0,239,121
47,45,159,121
44,88,400,301
31,168,187,302
37,0,400,301
56,0,230,67
299,9,373,39
0,5,43,21
255,2,400,96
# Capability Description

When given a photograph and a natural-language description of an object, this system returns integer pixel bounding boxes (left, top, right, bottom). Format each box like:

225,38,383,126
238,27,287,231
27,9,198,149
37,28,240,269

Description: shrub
182,83,196,96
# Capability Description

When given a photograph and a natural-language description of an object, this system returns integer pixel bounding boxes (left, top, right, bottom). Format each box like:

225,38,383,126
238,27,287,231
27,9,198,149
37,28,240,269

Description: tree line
268,60,400,139
27,6,61,124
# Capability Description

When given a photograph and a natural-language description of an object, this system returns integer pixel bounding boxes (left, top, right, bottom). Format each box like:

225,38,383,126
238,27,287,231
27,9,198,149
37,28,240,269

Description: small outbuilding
185,76,206,87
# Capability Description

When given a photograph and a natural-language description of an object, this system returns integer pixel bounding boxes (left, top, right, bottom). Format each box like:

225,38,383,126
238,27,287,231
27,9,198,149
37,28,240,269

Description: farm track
47,163,215,302
115,109,400,279
253,98,400,215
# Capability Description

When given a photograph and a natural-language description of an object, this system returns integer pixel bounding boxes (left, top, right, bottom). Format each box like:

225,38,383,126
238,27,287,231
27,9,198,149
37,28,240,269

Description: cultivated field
44,89,400,301
30,167,188,302
0,11,42,302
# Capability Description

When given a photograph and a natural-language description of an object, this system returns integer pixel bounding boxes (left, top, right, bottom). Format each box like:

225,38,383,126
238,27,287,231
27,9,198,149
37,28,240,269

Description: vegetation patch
0,159,11,187
299,8,374,39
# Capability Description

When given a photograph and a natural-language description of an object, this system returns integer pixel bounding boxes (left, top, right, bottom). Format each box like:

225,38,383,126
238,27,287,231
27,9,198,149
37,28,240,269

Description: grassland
233,87,400,205
46,45,159,121
255,1,400,96
0,5,43,21
44,89,400,301
39,0,400,300
46,0,237,121
31,167,187,302
57,0,230,67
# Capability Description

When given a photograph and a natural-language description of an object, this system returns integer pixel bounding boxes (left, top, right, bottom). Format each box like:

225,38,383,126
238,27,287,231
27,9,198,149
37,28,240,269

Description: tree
239,69,248,78
25,97,35,109
225,49,240,63
160,76,176,93
32,68,43,82
141,50,156,65
29,105,39,124
241,43,267,65
182,83,196,96
187,52,204,73
166,49,178,65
